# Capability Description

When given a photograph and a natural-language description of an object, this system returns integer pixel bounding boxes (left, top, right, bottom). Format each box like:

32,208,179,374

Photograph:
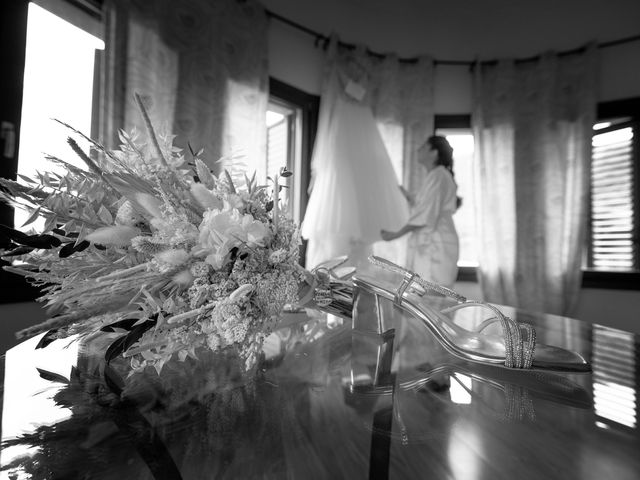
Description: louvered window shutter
589,122,638,271
592,324,637,429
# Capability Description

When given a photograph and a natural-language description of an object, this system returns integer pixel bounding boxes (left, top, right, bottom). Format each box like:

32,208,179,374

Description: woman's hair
426,135,455,177
425,135,462,208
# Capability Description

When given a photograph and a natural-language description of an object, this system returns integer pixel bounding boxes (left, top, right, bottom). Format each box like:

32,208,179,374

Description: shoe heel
352,284,396,336
350,284,396,390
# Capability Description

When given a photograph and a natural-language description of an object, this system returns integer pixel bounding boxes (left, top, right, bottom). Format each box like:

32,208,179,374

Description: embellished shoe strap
369,256,467,303
449,302,536,369
477,310,536,369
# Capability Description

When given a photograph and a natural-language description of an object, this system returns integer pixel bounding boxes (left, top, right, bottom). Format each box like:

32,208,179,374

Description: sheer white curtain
99,0,269,173
472,47,597,315
368,51,435,266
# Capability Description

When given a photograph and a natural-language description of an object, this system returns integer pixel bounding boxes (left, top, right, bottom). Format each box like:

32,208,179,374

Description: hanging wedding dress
301,50,409,269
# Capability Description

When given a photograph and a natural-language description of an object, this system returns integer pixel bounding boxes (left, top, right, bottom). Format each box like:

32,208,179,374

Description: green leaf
102,364,124,395
97,205,113,225
21,207,42,227
104,335,127,363
17,174,36,184
35,329,59,349
104,321,154,363
194,158,215,188
36,367,69,384
224,169,236,194
75,223,87,245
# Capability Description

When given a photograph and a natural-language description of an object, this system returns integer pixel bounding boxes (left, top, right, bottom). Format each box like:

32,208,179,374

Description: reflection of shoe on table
405,362,591,423
349,327,395,393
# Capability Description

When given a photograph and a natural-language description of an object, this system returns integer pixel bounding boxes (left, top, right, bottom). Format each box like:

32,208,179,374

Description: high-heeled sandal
352,256,590,372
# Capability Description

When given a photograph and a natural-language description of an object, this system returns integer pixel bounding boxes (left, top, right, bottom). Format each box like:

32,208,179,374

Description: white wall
267,19,640,110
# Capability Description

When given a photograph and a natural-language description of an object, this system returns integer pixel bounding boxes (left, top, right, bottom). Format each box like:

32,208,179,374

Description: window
587,109,639,272
435,116,478,281
266,79,320,260
436,104,640,289
584,98,640,289
16,2,104,230
0,0,103,303
435,126,478,268
588,120,636,270
266,100,301,223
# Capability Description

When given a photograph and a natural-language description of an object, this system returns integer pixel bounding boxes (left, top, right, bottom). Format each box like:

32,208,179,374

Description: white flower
204,252,226,269
150,214,199,246
172,269,194,286
197,208,268,268
225,194,244,210
155,248,190,266
190,183,222,210
243,216,267,245
268,248,287,265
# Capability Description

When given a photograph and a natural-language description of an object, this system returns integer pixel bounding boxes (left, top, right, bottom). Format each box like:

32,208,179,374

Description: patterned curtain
368,50,434,266
99,0,269,174
472,47,598,315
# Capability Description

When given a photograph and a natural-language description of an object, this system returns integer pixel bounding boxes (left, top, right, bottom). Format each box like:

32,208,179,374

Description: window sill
456,266,478,283
456,267,640,291
581,270,640,290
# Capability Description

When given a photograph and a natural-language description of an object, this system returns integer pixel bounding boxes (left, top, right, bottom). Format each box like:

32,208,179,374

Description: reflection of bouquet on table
1,316,339,479
0,94,305,374
1,346,292,479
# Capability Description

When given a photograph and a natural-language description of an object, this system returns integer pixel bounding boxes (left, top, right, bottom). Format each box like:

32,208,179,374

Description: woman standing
381,136,460,288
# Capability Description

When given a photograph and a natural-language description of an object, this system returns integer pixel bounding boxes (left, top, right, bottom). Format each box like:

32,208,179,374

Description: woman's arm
399,185,414,205
380,223,423,241
382,169,450,241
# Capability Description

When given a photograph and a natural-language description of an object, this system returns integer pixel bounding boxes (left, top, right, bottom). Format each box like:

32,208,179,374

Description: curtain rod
265,9,640,67
65,0,102,19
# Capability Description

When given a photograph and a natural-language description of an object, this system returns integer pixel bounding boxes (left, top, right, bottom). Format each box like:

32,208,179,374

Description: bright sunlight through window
437,130,478,267
16,2,104,230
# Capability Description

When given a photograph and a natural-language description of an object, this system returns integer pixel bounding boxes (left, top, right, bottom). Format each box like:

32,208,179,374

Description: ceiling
260,0,640,60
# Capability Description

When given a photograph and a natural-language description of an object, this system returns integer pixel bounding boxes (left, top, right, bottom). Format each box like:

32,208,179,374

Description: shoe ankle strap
395,271,417,305
369,255,466,303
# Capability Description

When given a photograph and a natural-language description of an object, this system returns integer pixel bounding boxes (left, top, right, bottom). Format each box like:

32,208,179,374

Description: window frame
0,0,39,304
584,97,640,290
0,0,104,304
268,77,320,268
434,115,478,282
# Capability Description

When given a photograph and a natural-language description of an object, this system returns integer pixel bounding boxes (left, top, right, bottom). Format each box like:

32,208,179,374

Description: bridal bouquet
0,95,305,374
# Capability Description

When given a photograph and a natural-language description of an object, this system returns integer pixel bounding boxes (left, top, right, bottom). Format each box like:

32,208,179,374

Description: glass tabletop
0,305,638,479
